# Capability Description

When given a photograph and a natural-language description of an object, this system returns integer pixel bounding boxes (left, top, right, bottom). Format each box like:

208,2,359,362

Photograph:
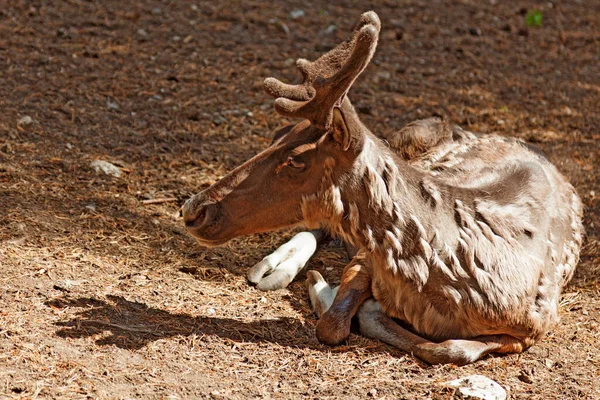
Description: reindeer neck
299,125,448,282
299,129,431,253
333,133,436,253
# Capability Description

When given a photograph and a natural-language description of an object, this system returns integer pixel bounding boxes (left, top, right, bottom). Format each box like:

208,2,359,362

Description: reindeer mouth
191,236,229,248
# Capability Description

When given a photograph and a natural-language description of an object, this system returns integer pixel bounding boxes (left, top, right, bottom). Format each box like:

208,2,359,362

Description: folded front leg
308,255,372,346
248,230,325,291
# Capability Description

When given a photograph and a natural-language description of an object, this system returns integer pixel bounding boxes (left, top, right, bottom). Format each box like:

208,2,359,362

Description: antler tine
264,11,381,128
307,10,380,76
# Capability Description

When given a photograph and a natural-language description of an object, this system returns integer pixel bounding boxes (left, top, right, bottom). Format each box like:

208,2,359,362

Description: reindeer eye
287,156,305,169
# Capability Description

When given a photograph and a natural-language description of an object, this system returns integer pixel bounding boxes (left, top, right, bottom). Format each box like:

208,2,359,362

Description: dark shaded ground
1,1,599,398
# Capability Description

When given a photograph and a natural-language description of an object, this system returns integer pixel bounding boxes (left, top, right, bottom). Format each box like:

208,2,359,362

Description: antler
264,11,381,129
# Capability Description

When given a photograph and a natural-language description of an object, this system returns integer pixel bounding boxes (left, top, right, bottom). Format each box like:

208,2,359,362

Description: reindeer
182,11,583,365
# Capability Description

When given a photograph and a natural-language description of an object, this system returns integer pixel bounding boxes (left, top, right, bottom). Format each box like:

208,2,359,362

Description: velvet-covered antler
264,11,381,129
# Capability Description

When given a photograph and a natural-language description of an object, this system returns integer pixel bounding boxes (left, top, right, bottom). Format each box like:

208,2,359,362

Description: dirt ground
1,0,599,399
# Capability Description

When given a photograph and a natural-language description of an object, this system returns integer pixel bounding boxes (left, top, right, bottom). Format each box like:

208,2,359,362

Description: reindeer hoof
315,313,351,346
256,269,293,291
248,231,320,291
306,270,338,318
247,258,274,284
306,270,325,287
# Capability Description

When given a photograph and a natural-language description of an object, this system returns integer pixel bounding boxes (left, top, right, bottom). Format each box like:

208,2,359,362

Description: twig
141,197,178,205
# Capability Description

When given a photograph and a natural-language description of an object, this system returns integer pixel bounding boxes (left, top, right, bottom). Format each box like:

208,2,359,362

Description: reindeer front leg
247,230,325,291
306,256,372,346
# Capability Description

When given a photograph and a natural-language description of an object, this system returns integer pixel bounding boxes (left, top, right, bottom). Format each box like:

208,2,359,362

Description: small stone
90,160,122,177
53,279,82,292
269,19,290,36
469,27,482,36
18,116,33,126
496,119,505,125
85,204,97,211
368,388,377,397
106,99,120,110
289,9,305,20
321,24,337,36
207,308,216,314
211,115,227,125
134,275,149,285
376,71,392,81
445,375,506,400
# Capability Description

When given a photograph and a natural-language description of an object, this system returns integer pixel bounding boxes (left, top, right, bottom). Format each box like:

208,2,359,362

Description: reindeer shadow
47,295,310,350
46,294,380,354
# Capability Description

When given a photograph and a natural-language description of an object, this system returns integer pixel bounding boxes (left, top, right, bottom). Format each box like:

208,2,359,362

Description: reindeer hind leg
357,300,528,365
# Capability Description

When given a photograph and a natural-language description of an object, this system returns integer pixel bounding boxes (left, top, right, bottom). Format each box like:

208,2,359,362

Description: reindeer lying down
182,12,583,365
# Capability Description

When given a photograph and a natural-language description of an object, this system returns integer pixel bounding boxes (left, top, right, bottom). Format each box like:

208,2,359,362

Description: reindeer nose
182,194,216,231
184,206,208,229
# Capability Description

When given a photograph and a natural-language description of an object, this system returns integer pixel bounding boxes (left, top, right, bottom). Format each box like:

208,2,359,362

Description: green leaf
525,9,543,28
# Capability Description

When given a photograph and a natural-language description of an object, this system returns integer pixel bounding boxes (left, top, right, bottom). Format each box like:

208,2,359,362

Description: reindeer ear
332,108,351,151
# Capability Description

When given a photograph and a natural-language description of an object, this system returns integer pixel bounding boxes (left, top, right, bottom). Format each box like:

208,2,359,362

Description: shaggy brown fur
182,11,583,364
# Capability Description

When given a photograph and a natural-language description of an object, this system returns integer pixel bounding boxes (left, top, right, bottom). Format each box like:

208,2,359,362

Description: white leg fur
248,231,320,291
306,270,339,318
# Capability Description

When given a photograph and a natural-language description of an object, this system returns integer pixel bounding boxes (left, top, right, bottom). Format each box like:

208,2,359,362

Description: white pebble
445,375,506,400
18,116,33,126
90,160,122,177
